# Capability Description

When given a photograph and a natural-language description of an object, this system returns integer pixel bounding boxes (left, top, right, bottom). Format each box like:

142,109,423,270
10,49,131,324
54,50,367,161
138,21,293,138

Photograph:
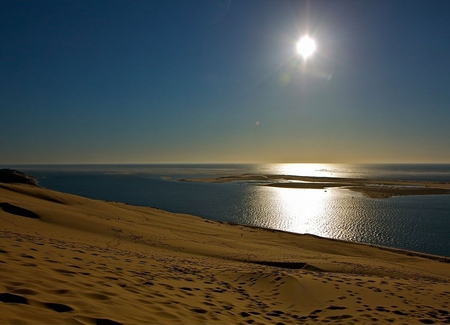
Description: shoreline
1,180,450,324
220,222,450,263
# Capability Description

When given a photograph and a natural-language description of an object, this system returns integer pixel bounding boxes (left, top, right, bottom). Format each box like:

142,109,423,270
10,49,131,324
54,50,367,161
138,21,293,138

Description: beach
1,172,450,324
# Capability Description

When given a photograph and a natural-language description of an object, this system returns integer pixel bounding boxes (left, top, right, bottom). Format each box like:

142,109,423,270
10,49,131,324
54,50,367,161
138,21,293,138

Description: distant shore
179,174,450,198
1,170,450,324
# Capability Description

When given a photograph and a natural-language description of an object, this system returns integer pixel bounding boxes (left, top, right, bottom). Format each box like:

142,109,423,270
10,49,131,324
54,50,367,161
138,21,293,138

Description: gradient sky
1,0,449,164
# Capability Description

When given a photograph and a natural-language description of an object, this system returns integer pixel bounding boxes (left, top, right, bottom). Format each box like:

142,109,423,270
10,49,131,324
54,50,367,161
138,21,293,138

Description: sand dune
1,181,450,324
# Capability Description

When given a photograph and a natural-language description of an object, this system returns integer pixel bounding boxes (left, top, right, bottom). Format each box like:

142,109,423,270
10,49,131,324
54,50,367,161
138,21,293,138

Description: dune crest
1,181,449,324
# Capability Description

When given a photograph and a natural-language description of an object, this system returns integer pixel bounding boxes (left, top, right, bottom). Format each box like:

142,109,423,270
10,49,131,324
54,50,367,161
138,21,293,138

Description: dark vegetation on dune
0,169,38,186
0,169,41,218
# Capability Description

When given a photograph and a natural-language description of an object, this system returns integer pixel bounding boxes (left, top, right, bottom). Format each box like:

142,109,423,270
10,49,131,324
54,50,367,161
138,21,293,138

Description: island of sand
1,169,450,324
179,174,450,198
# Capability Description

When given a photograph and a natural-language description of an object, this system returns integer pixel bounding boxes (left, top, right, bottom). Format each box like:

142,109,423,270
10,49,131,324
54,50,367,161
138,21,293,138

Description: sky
1,0,450,164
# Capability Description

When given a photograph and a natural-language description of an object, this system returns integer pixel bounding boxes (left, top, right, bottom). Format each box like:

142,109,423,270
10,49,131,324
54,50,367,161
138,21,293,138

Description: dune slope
1,183,449,324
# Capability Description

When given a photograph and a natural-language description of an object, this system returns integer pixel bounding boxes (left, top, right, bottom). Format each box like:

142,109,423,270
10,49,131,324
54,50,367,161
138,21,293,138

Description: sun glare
296,35,316,59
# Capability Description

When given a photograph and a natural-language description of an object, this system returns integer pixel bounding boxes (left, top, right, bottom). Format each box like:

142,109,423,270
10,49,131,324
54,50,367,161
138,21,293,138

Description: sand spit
179,174,450,198
1,182,450,324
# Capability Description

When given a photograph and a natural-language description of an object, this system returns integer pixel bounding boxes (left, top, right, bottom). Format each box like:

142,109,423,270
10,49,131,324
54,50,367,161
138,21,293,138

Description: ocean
6,163,450,257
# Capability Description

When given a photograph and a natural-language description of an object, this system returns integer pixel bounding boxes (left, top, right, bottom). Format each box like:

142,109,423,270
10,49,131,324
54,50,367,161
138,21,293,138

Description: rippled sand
1,182,450,324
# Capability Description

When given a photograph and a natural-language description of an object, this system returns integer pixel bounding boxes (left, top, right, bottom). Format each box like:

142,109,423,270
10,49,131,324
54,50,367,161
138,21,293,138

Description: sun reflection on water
243,185,362,240
270,187,332,236
265,163,340,177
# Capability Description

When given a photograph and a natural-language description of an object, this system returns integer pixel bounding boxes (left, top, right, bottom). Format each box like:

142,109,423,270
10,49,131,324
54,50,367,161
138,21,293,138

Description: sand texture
179,174,450,198
1,181,450,324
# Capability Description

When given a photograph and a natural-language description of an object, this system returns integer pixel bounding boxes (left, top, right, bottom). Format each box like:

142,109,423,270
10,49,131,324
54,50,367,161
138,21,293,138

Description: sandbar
179,174,450,198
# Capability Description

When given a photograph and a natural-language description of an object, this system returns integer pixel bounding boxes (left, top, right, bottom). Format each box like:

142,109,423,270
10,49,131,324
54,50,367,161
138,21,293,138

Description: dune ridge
1,179,450,324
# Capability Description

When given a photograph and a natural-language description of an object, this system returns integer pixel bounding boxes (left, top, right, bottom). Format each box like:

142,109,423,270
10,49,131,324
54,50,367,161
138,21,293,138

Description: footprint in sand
94,318,123,325
44,302,74,313
393,310,409,316
52,268,77,276
20,253,35,259
326,314,354,321
0,292,28,304
327,305,347,310
47,289,71,295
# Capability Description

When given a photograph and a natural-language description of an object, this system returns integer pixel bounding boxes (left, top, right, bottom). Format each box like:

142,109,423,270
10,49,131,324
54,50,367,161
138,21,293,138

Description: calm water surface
7,164,450,257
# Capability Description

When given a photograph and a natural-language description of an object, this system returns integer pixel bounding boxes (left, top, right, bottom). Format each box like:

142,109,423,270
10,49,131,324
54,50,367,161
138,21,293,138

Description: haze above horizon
1,0,449,164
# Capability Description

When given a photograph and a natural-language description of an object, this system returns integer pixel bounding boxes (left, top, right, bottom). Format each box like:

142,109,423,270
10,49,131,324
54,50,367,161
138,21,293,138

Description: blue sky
1,0,449,164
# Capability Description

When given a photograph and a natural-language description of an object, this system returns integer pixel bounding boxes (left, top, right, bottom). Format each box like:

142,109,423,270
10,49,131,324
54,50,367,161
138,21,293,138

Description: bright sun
296,36,316,59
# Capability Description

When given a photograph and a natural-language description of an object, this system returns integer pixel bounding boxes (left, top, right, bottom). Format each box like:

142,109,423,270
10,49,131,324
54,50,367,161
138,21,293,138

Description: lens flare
296,36,316,59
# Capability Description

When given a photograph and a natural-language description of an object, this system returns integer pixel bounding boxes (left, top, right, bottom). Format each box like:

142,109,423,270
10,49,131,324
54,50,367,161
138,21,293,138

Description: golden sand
1,182,449,324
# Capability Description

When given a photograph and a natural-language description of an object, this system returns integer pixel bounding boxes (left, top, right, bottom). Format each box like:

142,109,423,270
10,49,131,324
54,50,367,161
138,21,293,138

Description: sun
296,36,316,59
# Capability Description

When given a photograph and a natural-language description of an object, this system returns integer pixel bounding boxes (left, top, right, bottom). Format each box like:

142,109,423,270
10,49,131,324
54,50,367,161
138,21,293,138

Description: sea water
6,164,450,257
